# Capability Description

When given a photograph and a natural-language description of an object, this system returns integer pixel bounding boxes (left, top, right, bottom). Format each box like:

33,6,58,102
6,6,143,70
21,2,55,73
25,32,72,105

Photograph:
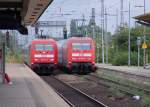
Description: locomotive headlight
72,53,79,57
34,54,54,58
47,55,54,58
50,59,54,61
34,58,38,61
83,53,92,57
34,54,42,58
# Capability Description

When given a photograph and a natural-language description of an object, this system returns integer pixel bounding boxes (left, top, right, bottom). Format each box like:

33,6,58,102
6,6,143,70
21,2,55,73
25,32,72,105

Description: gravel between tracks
56,74,143,107
42,76,108,107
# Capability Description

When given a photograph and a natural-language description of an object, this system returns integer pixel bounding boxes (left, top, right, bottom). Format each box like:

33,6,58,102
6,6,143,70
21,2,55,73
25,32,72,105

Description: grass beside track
6,51,23,63
94,72,150,107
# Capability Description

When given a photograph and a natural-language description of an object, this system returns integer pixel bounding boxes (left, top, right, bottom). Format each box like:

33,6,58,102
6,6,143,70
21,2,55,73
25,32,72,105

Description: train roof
67,37,94,43
31,39,57,44
57,37,93,43
68,37,93,41
57,37,94,48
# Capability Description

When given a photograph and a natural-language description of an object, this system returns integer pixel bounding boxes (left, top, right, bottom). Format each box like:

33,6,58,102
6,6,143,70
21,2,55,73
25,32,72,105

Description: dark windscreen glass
35,44,53,51
72,43,91,50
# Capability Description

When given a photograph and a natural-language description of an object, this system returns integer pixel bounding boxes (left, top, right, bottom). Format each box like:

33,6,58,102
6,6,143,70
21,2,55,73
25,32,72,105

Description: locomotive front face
33,44,55,64
71,42,94,63
66,40,96,73
57,37,96,73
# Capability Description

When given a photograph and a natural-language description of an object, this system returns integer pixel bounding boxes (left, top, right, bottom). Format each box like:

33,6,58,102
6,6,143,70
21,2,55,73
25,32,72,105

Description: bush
112,51,143,66
6,50,23,63
112,52,128,66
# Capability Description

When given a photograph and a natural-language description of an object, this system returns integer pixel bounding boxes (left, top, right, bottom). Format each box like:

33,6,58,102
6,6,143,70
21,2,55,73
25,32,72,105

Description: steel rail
42,76,109,107
90,74,150,95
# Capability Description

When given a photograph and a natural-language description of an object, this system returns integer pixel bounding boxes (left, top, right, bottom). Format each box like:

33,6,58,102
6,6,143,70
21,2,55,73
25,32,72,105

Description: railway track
82,74,150,96
97,67,150,84
92,74,150,94
41,76,108,107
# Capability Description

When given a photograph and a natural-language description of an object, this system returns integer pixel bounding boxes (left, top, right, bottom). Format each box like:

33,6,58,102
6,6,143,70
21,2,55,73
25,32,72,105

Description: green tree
111,25,150,66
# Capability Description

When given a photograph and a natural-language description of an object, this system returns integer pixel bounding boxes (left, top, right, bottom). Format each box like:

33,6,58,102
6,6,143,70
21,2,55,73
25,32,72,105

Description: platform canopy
134,13,150,26
0,0,53,34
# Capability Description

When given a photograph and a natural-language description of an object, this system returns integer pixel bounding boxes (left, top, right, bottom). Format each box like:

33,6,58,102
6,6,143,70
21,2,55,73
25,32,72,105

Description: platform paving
0,64,70,107
97,64,150,78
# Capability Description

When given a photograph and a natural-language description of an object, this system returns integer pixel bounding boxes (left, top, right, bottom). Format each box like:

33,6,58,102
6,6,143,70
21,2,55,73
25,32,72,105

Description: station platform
96,64,150,78
0,64,70,107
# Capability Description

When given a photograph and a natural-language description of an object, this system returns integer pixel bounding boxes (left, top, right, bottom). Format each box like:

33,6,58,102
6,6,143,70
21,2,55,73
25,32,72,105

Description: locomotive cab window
35,44,53,51
72,43,91,50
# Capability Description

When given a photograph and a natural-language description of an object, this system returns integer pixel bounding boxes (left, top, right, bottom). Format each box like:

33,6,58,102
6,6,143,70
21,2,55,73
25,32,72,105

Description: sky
39,0,150,34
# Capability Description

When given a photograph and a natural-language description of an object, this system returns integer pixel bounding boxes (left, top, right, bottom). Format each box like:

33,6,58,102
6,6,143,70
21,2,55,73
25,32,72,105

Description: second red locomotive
57,37,96,74
23,39,58,74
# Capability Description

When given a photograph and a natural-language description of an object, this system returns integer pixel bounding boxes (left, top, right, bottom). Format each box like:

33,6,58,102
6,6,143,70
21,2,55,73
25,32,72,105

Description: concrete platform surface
0,64,70,107
97,64,150,78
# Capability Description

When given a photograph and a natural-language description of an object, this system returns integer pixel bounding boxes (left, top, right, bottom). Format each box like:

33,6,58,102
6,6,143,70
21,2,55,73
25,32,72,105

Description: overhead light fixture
30,17,34,19
34,8,40,10
37,4,43,7
33,12,38,14
31,14,36,16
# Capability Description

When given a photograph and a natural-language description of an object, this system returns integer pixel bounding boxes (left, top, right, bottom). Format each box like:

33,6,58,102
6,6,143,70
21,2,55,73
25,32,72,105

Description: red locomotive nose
23,39,58,74
57,37,96,73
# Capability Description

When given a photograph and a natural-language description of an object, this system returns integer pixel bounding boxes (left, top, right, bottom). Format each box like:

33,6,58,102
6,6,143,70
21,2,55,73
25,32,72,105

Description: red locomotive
24,39,58,74
57,37,96,74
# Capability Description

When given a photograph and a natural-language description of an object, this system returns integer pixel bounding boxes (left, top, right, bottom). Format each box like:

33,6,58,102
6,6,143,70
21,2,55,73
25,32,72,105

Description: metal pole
143,34,146,68
97,46,99,63
101,0,105,64
116,9,119,29
144,0,146,13
2,42,5,84
98,46,100,63
128,2,131,66
143,0,146,68
92,26,95,39
105,8,108,64
138,45,140,67
2,35,5,84
116,9,119,53
120,0,124,27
